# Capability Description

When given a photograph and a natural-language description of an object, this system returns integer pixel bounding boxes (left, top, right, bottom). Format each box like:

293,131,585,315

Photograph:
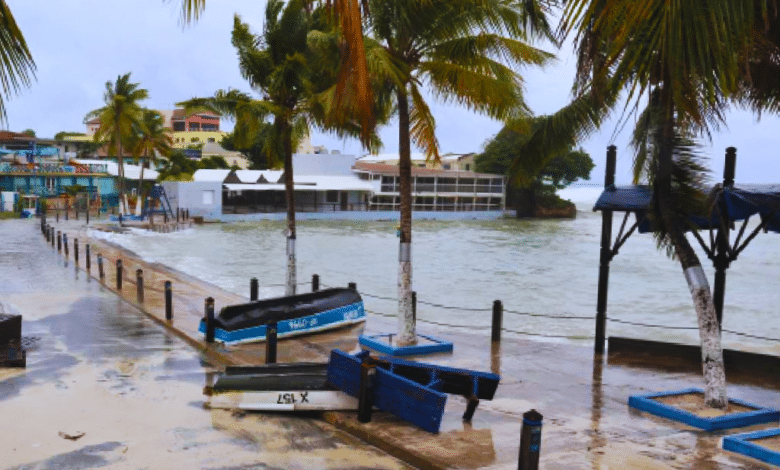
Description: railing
222,202,371,214
0,163,108,174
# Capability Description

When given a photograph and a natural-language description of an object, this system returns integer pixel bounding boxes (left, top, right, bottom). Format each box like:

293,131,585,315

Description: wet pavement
0,218,411,470
10,216,780,469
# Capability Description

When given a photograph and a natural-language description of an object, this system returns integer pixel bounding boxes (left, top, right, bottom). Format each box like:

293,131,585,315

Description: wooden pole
713,147,736,329
165,281,173,320
492,300,503,343
595,146,616,355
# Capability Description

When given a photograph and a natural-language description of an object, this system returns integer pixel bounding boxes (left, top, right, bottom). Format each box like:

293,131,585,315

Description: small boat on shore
198,287,365,344
205,362,358,411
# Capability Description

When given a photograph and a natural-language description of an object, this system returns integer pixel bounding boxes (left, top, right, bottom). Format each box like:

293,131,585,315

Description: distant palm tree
132,109,173,216
180,0,376,295
85,73,149,216
0,3,36,123
362,0,552,345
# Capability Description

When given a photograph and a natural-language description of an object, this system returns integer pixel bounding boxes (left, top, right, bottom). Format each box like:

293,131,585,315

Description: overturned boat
198,287,365,344
205,362,358,411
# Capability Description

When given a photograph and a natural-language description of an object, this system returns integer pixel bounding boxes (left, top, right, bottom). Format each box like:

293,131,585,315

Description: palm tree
132,109,173,216
512,1,766,408
0,3,36,123
180,1,374,295
361,0,553,345
85,73,149,216
177,0,374,147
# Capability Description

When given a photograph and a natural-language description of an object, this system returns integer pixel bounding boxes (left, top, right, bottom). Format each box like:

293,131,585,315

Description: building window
464,164,471,171
443,164,450,170
45,177,56,192
202,190,214,205
173,122,185,131
326,190,339,203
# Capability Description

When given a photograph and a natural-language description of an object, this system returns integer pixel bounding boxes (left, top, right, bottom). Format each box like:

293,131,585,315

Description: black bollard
56,208,59,223
250,277,259,301
358,360,375,423
163,210,168,224
116,259,123,290
492,300,503,343
86,204,89,224
205,297,215,343
518,409,543,470
412,291,417,324
74,238,79,264
348,282,357,291
63,234,69,257
164,281,173,320
65,207,69,221
186,209,189,220
50,227,54,247
176,208,180,223
57,231,62,252
98,254,104,280
136,269,144,303
312,274,320,292
265,321,278,364
85,244,91,272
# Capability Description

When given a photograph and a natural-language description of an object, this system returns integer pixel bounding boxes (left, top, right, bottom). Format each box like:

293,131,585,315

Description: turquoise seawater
88,187,780,355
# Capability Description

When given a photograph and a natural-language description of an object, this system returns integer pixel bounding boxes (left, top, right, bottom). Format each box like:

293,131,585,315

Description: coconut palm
85,73,149,216
360,0,553,345
180,0,378,295
509,1,766,408
176,0,374,147
0,3,35,123
132,109,173,216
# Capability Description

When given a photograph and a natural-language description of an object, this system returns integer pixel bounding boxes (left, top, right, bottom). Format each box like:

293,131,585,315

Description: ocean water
88,186,780,355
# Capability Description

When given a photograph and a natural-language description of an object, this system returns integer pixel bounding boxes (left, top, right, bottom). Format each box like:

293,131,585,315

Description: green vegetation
130,109,173,215
476,119,594,217
20,128,35,137
54,131,86,140
0,4,35,123
156,150,229,181
220,130,271,169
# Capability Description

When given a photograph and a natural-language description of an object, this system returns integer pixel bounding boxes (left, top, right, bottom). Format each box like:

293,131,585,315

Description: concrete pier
30,220,780,470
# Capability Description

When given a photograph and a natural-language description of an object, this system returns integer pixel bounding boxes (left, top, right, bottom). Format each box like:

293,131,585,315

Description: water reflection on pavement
0,219,410,470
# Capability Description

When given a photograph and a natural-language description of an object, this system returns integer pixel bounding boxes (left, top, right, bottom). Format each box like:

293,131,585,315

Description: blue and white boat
198,288,365,344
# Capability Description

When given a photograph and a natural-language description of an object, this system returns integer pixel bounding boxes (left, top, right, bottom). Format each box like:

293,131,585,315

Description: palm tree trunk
397,88,415,345
281,119,297,296
116,132,127,216
135,153,145,217
656,111,726,408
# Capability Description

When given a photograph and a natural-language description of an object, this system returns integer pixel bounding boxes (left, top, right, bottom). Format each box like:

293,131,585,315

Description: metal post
205,297,215,343
265,321,278,364
358,361,375,423
312,274,320,292
492,300,503,343
165,281,173,320
595,146,616,354
250,277,259,301
74,238,79,264
85,244,91,272
56,208,59,223
176,208,180,223
136,269,144,303
63,234,69,257
164,210,168,224
348,282,357,291
50,227,54,247
98,254,104,280
518,409,543,470
86,202,89,224
57,231,62,252
713,147,736,329
412,291,417,324
116,259,123,290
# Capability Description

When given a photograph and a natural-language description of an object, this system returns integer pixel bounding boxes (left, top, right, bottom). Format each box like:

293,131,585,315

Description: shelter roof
192,169,232,182
224,175,373,192
74,159,159,180
593,184,780,233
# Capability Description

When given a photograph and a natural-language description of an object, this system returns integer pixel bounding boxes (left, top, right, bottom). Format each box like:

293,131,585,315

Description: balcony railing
0,163,108,174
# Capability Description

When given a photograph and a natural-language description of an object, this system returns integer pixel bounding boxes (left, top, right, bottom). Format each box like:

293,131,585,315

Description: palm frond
408,82,439,163
0,1,36,122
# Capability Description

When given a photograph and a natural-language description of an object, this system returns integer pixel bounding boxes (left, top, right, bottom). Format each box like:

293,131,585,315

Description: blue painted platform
723,428,780,466
359,333,453,356
628,388,780,431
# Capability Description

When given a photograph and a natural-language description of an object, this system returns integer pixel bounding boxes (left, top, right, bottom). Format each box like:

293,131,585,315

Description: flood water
88,187,780,355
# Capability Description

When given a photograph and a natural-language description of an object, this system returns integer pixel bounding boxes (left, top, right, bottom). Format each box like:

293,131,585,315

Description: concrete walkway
31,218,780,469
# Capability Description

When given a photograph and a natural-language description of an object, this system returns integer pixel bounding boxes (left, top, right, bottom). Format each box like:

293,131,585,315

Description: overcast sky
6,0,780,183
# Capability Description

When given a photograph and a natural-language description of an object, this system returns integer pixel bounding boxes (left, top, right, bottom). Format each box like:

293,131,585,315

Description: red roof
353,161,502,179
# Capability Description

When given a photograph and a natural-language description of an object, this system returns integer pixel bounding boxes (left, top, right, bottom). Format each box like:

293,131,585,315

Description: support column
712,147,736,329
595,146,616,355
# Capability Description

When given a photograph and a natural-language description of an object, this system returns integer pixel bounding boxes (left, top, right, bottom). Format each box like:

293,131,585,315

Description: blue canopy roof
594,184,780,233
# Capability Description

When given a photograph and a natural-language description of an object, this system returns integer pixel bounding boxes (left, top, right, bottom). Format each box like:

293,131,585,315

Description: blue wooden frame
628,388,780,431
723,428,780,466
359,333,453,356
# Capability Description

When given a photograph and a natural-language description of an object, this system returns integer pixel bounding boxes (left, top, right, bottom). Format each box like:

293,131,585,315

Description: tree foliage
156,151,230,181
